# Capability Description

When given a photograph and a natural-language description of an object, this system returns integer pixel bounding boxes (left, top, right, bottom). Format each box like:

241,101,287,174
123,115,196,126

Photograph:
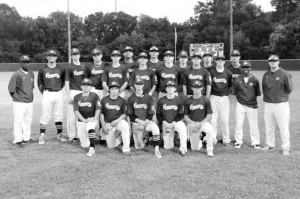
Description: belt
45,89,60,92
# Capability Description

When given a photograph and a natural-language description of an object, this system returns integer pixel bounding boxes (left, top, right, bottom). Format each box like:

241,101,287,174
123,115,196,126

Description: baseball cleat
198,141,203,151
207,150,214,157
57,134,68,142
70,138,80,143
282,149,289,156
14,142,23,147
223,143,232,147
234,144,241,149
123,151,131,155
155,150,162,159
261,146,275,151
86,147,95,157
253,145,260,149
38,135,45,145
179,150,186,156
22,139,36,144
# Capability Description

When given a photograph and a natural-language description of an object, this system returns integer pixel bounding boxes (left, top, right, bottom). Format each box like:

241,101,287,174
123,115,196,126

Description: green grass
0,71,299,199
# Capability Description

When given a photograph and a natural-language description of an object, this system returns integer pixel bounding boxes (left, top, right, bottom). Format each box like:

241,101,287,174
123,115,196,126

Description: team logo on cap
23,55,29,60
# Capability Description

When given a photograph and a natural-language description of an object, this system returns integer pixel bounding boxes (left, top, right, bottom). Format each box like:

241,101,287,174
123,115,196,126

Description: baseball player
261,54,293,155
209,55,232,145
176,50,191,94
37,50,68,144
100,81,131,154
8,55,35,146
156,50,181,99
156,80,188,156
65,48,86,142
127,78,162,158
202,51,216,73
147,46,162,72
231,61,261,149
102,50,129,100
184,80,214,157
73,78,101,157
182,52,212,98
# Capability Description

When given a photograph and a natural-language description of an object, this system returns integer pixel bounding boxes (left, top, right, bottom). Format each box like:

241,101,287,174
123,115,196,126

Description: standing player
147,46,161,72
176,50,191,95
157,80,188,156
65,48,85,142
102,50,129,100
184,80,214,157
127,78,162,158
100,81,131,154
202,51,215,73
73,78,101,157
182,52,211,98
261,55,293,155
231,61,261,149
8,55,35,146
209,55,232,145
38,50,68,144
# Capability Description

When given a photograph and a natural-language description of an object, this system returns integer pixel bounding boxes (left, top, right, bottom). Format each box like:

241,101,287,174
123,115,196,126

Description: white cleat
155,150,162,159
207,150,214,157
86,147,95,157
38,135,45,145
57,133,68,142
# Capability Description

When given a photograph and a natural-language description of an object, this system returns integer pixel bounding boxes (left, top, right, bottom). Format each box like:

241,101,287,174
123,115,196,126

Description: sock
40,123,46,134
55,122,62,134
152,135,161,147
88,129,96,148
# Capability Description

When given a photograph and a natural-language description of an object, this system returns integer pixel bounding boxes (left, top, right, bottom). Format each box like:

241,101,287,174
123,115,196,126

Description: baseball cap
215,54,226,60
164,50,174,57
111,50,121,56
91,48,102,55
138,52,148,59
123,46,133,53
178,50,189,58
108,81,120,89
149,46,159,52
71,48,80,55
47,50,57,56
231,49,241,56
166,80,176,87
203,51,213,57
81,78,93,85
134,78,144,84
191,80,203,88
267,54,280,62
241,61,251,67
19,55,31,62
191,52,202,59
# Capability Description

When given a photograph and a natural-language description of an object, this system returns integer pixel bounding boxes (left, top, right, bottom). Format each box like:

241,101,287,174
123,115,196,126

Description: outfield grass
0,71,299,199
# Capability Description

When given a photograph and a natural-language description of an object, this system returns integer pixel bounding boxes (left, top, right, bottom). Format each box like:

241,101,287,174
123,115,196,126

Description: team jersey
100,95,127,123
8,69,34,103
85,62,109,90
157,95,184,123
156,64,181,93
232,75,261,108
129,68,157,94
184,95,213,122
262,68,293,103
65,63,85,91
120,60,139,89
73,92,101,121
181,67,211,95
37,64,66,92
226,64,243,81
147,60,162,72
127,93,155,121
101,65,129,88
176,64,191,93
210,67,232,96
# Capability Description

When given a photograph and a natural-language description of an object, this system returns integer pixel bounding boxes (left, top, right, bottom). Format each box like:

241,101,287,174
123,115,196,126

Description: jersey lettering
128,69,134,73
133,103,147,109
161,73,175,79
190,104,204,110
109,72,122,78
105,103,120,110
163,104,178,110
213,77,227,83
45,73,60,78
92,69,103,75
188,74,203,80
74,70,84,76
136,75,150,80
232,74,240,78
78,101,92,107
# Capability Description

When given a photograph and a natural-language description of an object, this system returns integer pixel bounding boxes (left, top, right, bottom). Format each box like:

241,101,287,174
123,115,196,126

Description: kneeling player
73,78,101,157
184,80,214,157
100,81,131,154
127,78,162,158
157,80,188,156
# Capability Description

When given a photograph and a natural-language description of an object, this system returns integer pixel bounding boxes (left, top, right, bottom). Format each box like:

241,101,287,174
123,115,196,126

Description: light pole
68,0,71,63
230,0,233,53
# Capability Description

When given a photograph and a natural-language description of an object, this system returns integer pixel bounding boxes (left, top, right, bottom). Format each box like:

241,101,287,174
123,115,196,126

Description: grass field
0,71,299,199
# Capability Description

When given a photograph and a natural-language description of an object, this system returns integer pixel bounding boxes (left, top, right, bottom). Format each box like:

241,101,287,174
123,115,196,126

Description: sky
2,0,274,23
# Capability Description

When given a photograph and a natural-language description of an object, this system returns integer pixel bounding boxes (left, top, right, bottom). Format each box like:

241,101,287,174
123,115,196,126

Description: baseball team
8,47,293,158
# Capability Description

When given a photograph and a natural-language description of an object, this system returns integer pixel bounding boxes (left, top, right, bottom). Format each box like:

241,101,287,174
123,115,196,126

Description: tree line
0,0,299,63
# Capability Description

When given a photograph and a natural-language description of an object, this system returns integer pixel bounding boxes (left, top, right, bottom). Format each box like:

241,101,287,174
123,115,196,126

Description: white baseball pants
77,121,97,148
40,90,63,125
131,121,160,149
67,90,82,140
187,122,214,151
162,121,187,152
13,102,33,143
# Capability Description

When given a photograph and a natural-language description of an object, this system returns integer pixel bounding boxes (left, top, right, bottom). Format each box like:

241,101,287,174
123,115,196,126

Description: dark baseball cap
19,55,31,62
241,61,251,67
149,46,159,52
203,51,212,57
231,49,241,56
81,78,93,85
108,81,120,89
164,50,174,57
91,48,102,55
111,50,121,56
166,80,176,87
47,50,57,56
138,52,148,59
71,48,80,55
191,80,203,88
267,54,280,62
178,50,189,58
123,46,133,53
134,78,144,84
191,52,202,59
215,54,226,60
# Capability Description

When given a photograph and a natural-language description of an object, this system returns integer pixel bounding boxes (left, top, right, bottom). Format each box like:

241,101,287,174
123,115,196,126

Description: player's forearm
119,82,128,93
102,82,109,92
199,114,212,125
149,85,156,95
184,115,196,125
130,87,135,94
100,114,106,127
93,110,101,121
113,114,127,124
182,85,187,96
206,85,211,98
65,81,70,95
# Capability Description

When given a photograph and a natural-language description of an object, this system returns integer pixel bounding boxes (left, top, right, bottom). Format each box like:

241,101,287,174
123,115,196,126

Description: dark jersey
232,75,261,108
65,63,85,91
120,60,139,89
73,92,101,121
181,67,211,95
147,60,162,72
8,69,34,103
85,62,108,90
262,68,293,103
226,64,243,81
101,65,129,88
127,93,155,121
129,68,157,94
156,64,181,93
176,64,191,93
184,96,213,122
210,67,232,96
37,64,66,92
101,95,127,123
157,95,184,123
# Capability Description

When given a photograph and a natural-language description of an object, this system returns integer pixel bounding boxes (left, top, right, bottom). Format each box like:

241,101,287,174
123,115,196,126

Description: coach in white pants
261,55,293,155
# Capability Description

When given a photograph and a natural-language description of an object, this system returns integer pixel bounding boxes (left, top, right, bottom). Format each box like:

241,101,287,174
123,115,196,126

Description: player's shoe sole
261,146,275,151
207,150,214,157
234,144,241,149
155,150,162,159
38,135,45,145
86,148,95,157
